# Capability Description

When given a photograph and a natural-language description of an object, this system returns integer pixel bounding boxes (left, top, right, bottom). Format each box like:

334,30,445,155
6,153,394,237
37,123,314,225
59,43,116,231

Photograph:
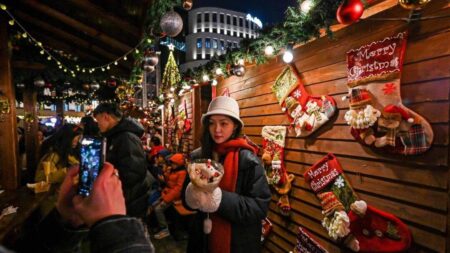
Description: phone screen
78,137,105,197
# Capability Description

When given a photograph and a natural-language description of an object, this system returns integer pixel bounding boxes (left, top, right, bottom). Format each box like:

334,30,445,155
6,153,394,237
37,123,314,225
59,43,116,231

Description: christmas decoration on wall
345,32,433,155
272,65,337,137
261,126,295,216
261,217,273,242
182,0,193,10
160,10,183,37
398,0,431,10
232,64,246,77
304,153,412,252
336,0,365,25
175,99,192,152
162,45,181,90
293,226,329,253
0,92,11,122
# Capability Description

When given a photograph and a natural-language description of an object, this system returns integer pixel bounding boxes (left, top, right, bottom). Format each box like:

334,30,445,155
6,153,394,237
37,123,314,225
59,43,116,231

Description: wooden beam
12,60,46,70
24,0,134,53
66,0,141,38
15,11,123,64
23,86,38,182
0,16,20,190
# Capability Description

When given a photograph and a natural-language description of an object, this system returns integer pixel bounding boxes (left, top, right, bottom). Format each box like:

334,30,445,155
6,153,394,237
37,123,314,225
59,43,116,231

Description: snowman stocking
345,32,433,155
272,65,337,137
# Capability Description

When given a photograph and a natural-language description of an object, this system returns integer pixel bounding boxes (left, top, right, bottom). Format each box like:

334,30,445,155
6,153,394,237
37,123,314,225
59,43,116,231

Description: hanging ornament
336,0,364,25
144,50,159,66
160,11,183,37
34,78,45,88
233,64,246,77
183,0,193,10
398,0,431,10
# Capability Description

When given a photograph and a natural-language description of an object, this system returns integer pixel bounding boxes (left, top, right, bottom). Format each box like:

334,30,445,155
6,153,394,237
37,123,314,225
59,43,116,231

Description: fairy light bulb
202,74,210,82
47,56,51,60
211,79,218,86
215,68,223,76
1,4,7,10
107,65,110,70
170,87,175,92
237,59,245,65
282,44,294,63
22,33,27,38
124,56,128,61
8,20,14,26
300,0,314,14
40,50,44,55
264,45,274,56
114,61,118,65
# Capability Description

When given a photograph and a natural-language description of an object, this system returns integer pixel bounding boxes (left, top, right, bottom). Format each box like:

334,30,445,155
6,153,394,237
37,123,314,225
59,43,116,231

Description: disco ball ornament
160,11,183,37
336,0,364,25
233,65,246,77
183,0,193,10
398,0,431,10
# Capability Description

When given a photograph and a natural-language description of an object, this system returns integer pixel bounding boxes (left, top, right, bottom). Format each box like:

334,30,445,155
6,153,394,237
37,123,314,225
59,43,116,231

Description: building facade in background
181,7,262,71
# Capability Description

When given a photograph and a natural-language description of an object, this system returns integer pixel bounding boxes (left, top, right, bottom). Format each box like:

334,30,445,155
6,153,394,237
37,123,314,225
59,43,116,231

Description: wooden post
0,16,19,190
23,86,39,182
192,87,202,149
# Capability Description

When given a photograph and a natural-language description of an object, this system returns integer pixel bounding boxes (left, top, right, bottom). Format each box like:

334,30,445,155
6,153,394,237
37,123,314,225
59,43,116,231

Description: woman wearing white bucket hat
183,96,271,253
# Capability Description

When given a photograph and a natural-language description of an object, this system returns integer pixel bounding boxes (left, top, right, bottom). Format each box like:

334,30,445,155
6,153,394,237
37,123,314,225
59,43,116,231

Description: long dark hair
38,123,82,167
200,115,242,158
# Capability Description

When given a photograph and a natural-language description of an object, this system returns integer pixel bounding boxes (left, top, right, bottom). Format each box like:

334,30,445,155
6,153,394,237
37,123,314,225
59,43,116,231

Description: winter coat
102,117,152,218
161,167,187,203
183,148,271,253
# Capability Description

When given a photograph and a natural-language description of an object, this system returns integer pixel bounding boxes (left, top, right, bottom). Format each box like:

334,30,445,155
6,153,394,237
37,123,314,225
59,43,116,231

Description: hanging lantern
90,81,100,91
183,0,193,10
233,65,246,77
16,83,26,89
160,11,183,37
336,0,364,25
398,0,431,10
34,78,45,88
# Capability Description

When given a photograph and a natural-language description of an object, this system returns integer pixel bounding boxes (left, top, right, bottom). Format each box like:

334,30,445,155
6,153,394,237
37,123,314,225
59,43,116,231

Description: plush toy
185,159,224,233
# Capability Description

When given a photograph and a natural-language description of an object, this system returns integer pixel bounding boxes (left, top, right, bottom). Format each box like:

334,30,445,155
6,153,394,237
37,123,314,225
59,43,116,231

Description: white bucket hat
201,96,244,127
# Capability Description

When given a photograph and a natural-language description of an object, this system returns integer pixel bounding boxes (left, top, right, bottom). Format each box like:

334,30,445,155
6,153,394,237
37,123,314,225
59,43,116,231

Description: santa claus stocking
272,65,337,137
345,32,433,155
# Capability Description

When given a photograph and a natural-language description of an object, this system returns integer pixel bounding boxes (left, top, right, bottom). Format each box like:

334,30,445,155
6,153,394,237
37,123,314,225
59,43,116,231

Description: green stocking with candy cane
272,65,337,137
345,32,433,155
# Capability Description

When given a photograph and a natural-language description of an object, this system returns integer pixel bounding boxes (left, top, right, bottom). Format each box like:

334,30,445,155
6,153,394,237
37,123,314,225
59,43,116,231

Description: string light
264,45,274,56
8,20,14,26
282,44,294,63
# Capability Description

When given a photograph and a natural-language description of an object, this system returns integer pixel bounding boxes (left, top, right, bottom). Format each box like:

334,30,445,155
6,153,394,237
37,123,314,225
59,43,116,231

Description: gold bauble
398,0,431,10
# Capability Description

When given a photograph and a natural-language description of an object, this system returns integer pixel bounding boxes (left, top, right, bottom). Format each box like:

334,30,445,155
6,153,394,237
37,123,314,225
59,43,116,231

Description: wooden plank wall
217,2,450,252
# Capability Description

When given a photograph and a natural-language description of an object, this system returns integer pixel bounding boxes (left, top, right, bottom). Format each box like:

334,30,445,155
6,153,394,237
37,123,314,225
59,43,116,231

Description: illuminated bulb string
1,6,147,74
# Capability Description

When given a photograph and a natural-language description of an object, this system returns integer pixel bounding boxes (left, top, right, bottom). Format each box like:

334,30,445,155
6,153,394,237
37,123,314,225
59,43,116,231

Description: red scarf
209,138,258,253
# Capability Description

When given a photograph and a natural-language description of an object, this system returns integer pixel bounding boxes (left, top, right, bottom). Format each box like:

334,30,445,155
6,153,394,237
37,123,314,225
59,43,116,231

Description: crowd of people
12,96,270,253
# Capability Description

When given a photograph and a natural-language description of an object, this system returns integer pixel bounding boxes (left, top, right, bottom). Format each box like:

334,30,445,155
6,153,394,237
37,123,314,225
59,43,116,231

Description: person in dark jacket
183,96,271,253
93,103,151,218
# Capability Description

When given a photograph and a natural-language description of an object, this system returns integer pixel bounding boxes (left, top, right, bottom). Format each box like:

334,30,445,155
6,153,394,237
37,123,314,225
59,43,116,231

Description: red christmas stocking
261,126,288,186
345,31,433,155
304,153,360,251
272,65,337,137
294,226,329,253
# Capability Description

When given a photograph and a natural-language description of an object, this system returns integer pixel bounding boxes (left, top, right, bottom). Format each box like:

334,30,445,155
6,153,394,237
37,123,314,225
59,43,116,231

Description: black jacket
103,117,151,218
184,148,271,253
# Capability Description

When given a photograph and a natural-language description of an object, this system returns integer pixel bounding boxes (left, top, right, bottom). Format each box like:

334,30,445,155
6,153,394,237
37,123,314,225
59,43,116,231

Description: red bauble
336,0,364,25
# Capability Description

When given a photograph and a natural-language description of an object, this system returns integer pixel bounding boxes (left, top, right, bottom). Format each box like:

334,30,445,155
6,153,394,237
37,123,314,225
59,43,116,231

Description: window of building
227,15,231,24
196,38,202,48
213,28,217,34
220,14,224,23
220,40,225,50
196,53,201,60
246,19,250,28
204,13,210,22
205,27,210,32
227,41,232,49
234,42,238,48
196,27,201,33
212,13,217,22
233,16,237,26
212,39,218,49
239,18,243,27
205,38,211,48
197,13,201,23
205,54,211,60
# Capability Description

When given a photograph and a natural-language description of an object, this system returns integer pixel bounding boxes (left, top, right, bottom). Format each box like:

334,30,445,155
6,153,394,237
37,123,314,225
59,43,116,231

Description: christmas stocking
261,126,288,186
294,226,329,253
304,153,360,251
272,65,337,137
345,31,433,155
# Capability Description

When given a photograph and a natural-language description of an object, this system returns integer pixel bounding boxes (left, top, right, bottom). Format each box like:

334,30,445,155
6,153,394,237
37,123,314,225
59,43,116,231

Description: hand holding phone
77,136,106,197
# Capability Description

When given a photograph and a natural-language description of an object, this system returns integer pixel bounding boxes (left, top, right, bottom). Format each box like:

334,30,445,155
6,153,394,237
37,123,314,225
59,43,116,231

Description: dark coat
184,148,271,253
103,117,151,218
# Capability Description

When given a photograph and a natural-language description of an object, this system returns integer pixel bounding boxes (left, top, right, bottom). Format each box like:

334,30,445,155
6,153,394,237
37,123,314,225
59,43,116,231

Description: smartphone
77,136,106,197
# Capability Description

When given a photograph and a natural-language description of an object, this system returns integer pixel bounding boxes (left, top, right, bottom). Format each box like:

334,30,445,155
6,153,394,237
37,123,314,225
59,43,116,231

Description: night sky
193,0,298,25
